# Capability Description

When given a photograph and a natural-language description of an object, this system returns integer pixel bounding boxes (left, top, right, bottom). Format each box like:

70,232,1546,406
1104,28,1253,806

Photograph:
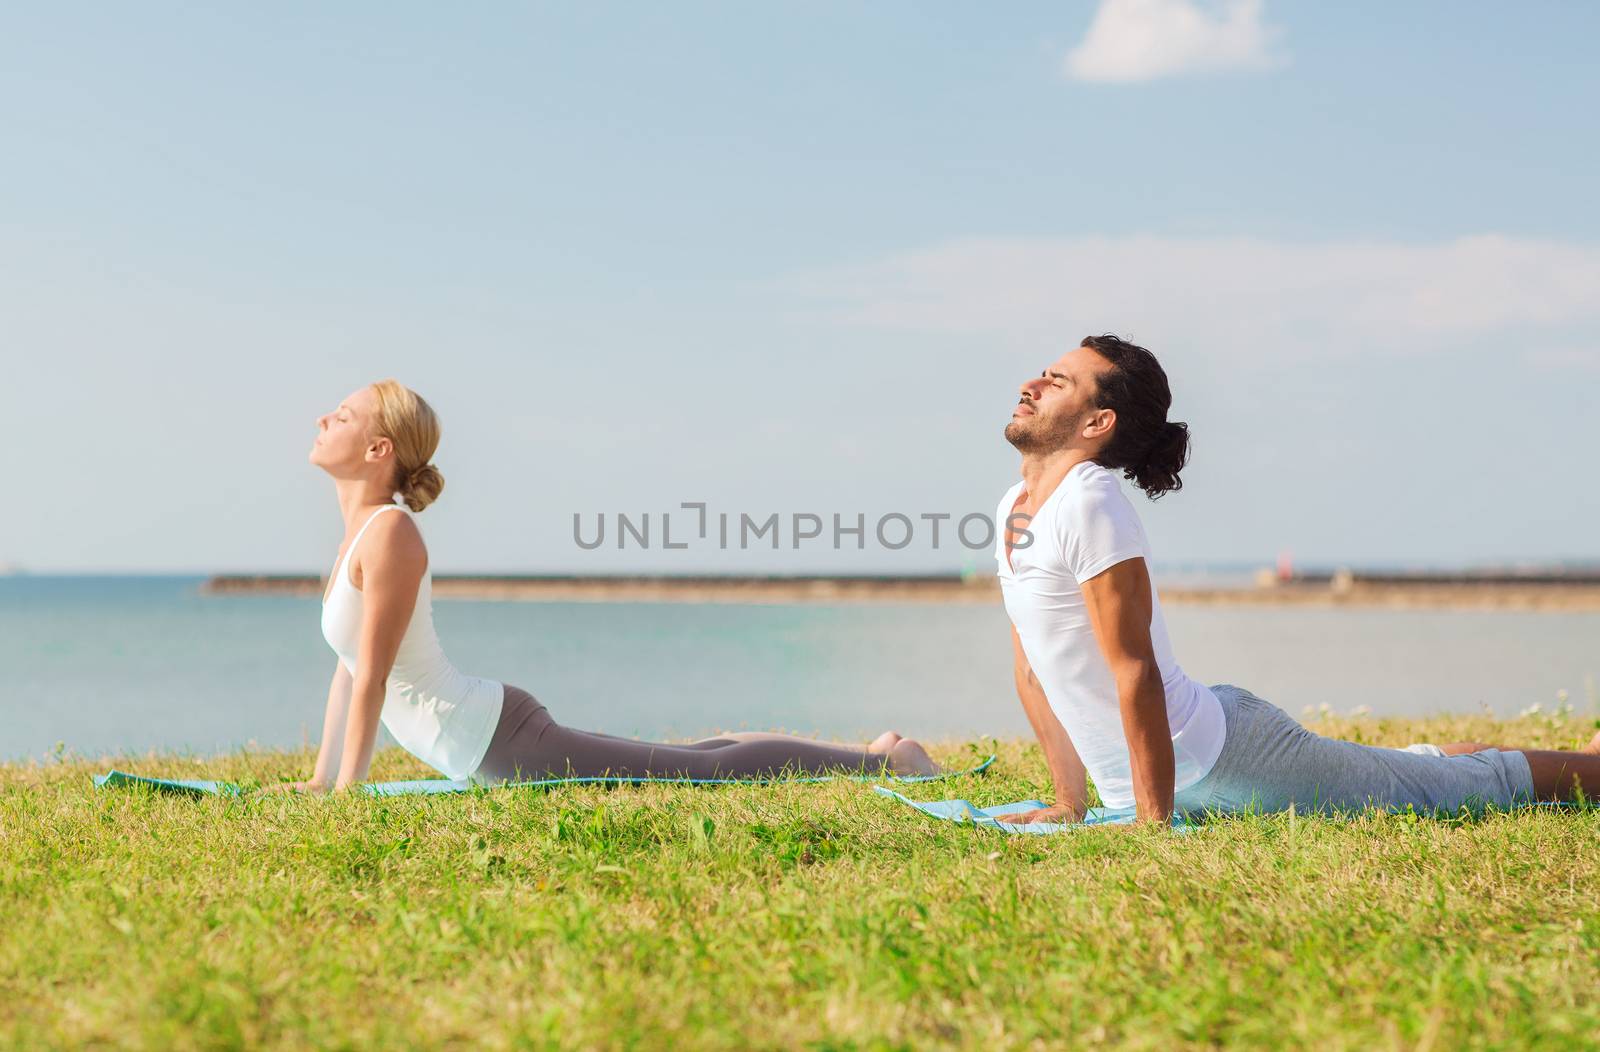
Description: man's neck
1018,448,1094,509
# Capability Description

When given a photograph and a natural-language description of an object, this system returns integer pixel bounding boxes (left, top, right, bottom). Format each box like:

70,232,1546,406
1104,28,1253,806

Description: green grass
3,710,1599,1050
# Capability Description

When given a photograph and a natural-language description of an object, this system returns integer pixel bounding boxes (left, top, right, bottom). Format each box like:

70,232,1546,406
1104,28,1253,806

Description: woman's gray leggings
470,684,886,784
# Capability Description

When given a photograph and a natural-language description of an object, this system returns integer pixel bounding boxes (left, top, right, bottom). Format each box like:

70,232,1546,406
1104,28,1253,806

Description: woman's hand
258,779,331,796
1001,803,1085,825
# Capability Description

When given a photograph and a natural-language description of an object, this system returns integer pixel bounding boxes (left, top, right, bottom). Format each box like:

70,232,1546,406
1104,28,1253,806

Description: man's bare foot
1583,729,1600,755
868,731,903,755
887,738,940,777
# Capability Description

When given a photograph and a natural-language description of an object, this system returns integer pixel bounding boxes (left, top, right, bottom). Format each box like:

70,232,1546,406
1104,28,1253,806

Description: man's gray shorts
1173,684,1537,817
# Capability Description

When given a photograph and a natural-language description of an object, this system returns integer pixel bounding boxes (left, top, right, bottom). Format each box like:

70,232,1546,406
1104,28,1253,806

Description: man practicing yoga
997,334,1600,825
271,379,938,794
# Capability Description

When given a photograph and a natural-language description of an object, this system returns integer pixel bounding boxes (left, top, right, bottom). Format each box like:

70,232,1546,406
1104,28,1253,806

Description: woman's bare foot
867,731,903,755
1409,741,1505,757
887,738,940,777
1439,741,1496,756
1584,729,1600,755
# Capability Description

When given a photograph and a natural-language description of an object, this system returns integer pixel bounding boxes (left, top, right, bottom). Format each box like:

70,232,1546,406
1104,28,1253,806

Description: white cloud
778,234,1600,365
1064,0,1286,83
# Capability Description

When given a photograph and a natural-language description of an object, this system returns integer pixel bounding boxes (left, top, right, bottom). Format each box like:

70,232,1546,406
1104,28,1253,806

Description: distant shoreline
201,572,1600,610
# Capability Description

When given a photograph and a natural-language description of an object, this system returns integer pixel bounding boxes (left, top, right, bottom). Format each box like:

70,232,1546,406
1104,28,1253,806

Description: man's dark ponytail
1081,334,1190,501
1127,419,1188,499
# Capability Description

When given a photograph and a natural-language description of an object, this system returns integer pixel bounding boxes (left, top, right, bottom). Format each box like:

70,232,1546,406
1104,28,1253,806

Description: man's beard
1005,409,1078,453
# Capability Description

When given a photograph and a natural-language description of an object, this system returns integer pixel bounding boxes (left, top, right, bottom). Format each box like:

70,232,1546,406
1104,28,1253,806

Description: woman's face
309,386,385,477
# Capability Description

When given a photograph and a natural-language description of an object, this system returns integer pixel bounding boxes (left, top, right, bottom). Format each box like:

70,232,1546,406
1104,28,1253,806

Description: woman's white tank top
319,502,503,780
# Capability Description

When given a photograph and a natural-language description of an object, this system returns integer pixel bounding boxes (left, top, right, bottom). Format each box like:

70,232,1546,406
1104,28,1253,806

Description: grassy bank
3,710,1598,1050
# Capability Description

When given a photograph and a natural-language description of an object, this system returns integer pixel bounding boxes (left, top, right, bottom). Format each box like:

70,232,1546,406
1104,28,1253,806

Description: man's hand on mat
1003,803,1085,825
259,779,331,795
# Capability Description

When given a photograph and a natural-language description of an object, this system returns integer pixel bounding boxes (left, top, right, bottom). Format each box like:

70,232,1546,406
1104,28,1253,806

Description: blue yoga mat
93,754,996,798
875,787,1187,832
878,787,1588,834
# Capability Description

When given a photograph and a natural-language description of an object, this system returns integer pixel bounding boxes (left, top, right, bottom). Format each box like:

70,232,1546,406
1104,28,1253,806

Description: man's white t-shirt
995,460,1226,809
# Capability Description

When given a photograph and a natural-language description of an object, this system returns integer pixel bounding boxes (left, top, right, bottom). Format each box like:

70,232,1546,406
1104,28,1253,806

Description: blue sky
4,1,1597,573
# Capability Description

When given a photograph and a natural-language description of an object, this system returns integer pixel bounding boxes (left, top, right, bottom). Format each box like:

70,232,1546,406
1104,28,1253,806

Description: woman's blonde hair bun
369,379,446,513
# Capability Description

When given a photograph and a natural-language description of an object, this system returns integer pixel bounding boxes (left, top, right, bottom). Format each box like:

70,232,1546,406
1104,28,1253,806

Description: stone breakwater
202,573,1600,610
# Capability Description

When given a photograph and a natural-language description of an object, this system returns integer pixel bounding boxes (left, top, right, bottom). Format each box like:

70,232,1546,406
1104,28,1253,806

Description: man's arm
1079,556,1174,824
1007,625,1089,823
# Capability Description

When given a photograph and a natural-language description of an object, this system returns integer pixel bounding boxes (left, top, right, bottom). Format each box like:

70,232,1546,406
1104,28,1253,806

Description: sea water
2,575,1596,763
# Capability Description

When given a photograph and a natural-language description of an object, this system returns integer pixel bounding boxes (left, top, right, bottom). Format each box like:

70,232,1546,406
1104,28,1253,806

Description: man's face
1003,346,1109,453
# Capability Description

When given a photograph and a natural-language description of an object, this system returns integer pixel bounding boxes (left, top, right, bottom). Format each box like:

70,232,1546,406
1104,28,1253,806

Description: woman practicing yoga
271,379,938,794
998,334,1600,824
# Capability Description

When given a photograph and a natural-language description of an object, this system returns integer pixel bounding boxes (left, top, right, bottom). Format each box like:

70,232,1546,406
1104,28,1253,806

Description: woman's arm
310,661,354,787
258,662,351,794
1006,625,1089,823
332,513,428,790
